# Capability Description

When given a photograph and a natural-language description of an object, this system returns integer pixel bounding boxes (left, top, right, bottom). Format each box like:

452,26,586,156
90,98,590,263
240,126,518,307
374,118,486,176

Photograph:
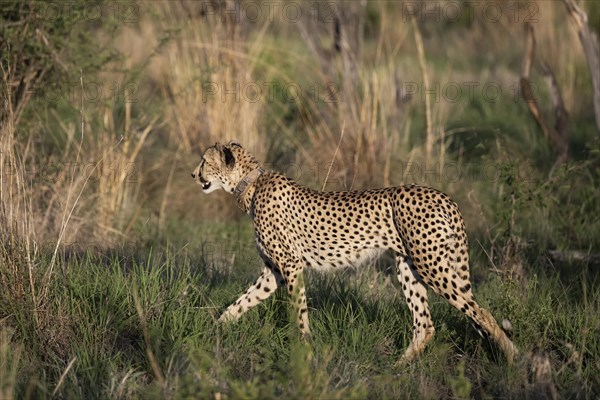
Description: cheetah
192,141,518,363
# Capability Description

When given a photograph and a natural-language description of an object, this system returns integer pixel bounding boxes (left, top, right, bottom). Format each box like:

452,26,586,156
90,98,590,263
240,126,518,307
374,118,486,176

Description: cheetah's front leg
279,256,310,339
284,267,311,339
219,266,284,323
258,241,311,338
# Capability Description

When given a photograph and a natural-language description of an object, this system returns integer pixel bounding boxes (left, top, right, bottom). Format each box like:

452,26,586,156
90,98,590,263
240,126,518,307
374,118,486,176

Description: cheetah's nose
191,173,196,178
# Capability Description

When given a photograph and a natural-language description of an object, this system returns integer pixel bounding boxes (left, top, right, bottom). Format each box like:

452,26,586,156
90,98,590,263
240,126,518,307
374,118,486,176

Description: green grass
2,229,598,399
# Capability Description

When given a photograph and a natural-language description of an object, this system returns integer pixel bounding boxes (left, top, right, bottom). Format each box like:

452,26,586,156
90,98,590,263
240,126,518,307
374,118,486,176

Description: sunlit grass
1,236,598,398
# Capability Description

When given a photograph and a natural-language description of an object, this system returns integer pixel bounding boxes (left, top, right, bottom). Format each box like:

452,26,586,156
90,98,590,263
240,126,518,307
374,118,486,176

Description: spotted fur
192,141,518,363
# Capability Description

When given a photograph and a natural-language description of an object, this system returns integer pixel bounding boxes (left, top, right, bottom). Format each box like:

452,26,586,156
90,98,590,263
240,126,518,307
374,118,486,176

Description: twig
132,285,166,388
52,357,77,397
322,121,345,191
159,144,182,232
548,250,600,266
476,238,502,276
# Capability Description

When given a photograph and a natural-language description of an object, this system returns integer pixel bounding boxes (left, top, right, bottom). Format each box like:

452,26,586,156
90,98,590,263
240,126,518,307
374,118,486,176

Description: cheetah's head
192,141,260,194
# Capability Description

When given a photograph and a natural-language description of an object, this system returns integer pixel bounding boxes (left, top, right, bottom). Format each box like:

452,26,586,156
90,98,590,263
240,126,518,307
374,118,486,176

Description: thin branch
540,61,570,153
53,357,77,397
322,121,345,191
548,250,600,267
520,23,569,164
521,23,550,139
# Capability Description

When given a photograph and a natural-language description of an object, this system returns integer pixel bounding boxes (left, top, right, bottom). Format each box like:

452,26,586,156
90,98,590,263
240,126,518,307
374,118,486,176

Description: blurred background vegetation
1,1,599,398
1,0,599,249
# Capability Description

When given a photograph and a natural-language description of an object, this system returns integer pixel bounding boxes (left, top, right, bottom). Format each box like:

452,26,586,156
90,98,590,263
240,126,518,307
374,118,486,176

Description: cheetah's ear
227,140,242,148
222,145,235,168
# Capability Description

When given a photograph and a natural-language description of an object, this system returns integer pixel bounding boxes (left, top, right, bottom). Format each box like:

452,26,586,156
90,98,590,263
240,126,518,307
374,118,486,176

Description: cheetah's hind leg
425,257,519,364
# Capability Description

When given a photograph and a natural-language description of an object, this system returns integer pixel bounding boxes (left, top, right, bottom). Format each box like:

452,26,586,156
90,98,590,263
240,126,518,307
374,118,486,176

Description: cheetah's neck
234,167,264,213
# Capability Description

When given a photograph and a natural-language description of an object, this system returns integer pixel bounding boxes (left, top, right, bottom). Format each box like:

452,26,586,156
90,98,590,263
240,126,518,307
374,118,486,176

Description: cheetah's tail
472,304,519,364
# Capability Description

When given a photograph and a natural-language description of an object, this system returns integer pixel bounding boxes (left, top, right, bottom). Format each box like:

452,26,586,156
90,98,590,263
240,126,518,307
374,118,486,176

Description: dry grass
1,72,41,327
0,330,21,400
144,2,269,157
0,67,153,359
0,0,593,288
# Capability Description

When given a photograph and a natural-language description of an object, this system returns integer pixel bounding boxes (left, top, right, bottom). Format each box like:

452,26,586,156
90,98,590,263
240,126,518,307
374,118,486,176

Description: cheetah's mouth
197,175,211,191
